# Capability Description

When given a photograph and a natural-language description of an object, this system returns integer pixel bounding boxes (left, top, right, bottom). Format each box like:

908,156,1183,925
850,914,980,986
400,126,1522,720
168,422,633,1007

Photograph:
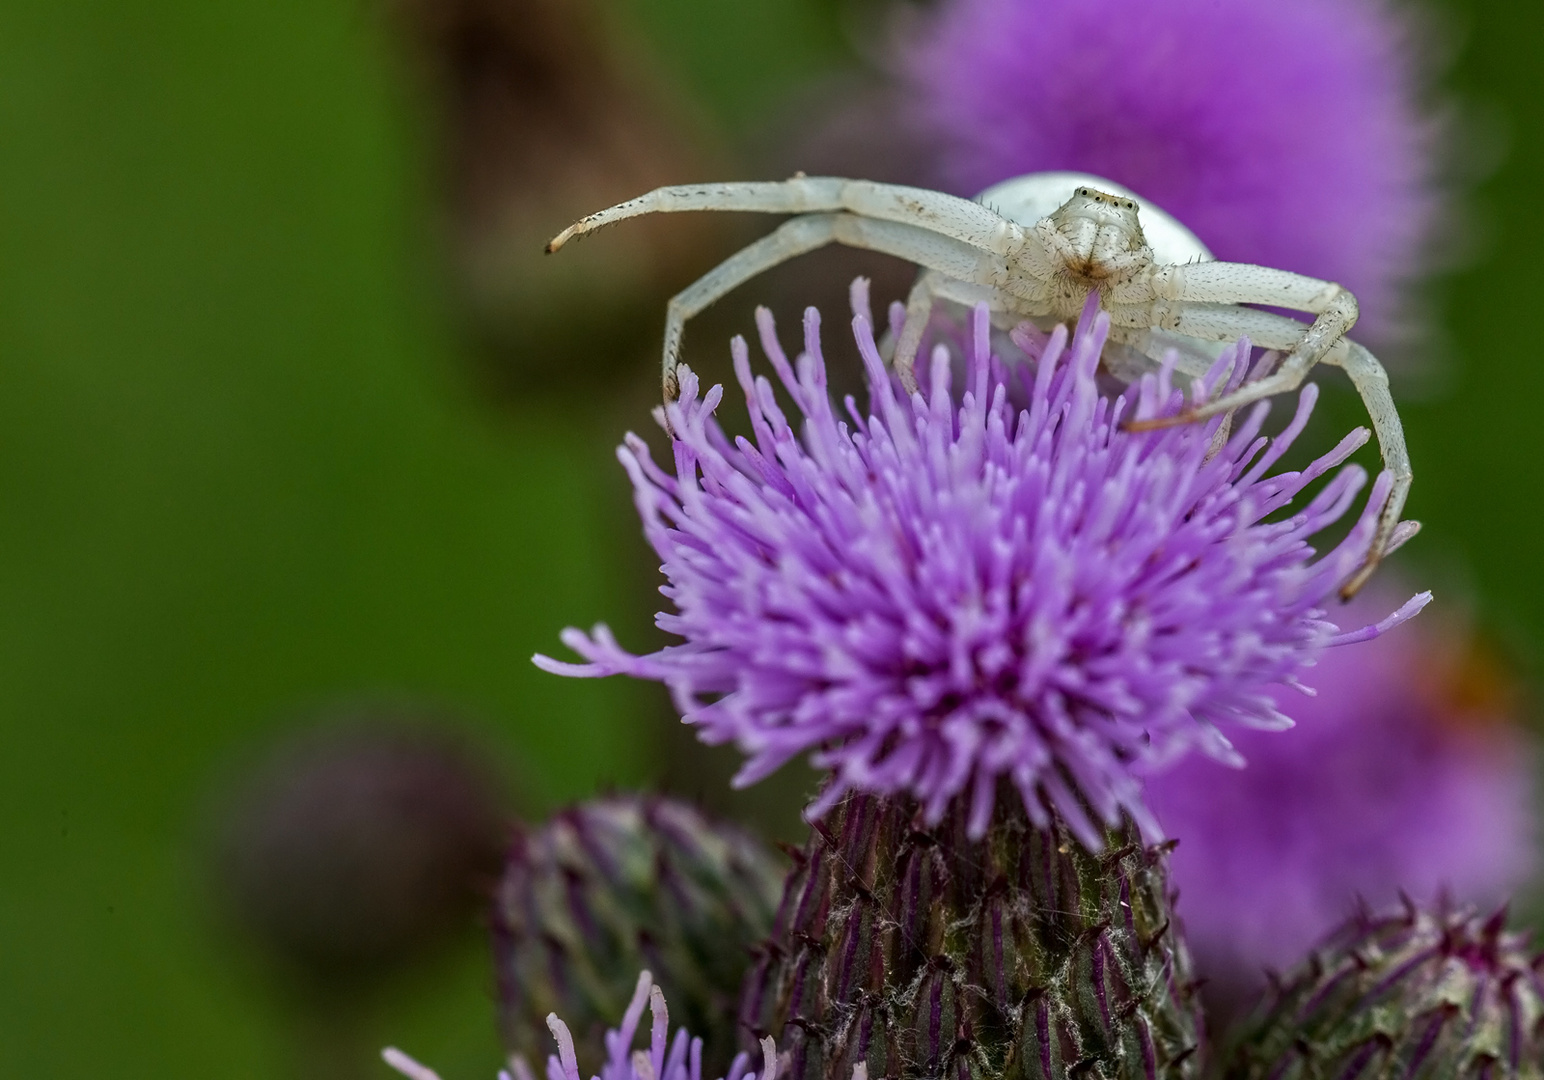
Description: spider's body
546,172,1413,596
1041,186,1151,290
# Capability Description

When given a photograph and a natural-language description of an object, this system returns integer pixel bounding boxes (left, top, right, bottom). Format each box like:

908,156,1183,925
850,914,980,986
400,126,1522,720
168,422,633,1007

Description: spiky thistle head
740,788,1205,1080
491,794,785,1069
1225,902,1544,1079
538,284,1426,848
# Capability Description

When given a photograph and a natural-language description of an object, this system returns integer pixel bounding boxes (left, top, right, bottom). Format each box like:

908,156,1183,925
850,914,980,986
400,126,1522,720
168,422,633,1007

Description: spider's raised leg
658,213,1010,403
547,177,1031,260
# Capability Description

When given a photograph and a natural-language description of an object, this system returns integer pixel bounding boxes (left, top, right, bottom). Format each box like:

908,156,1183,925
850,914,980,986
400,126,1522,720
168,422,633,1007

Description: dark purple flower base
740,784,1204,1080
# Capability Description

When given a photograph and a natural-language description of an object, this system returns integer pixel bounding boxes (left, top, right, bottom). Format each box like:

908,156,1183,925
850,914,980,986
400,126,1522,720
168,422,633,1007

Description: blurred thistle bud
739,790,1204,1080
492,794,786,1072
211,711,508,996
1225,903,1544,1079
386,0,726,392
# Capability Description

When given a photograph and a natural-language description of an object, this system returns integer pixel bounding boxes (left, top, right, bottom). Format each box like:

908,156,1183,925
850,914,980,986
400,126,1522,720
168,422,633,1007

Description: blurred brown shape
1419,624,1528,737
391,0,728,394
211,708,508,997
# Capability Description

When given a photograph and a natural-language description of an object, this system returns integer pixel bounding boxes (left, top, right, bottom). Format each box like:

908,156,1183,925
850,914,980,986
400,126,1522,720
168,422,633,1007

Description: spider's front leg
1147,261,1361,372
1116,303,1321,424
656,213,1008,407
1117,301,1414,597
890,272,1053,393
546,178,1030,259
1326,339,1417,597
890,226,1061,391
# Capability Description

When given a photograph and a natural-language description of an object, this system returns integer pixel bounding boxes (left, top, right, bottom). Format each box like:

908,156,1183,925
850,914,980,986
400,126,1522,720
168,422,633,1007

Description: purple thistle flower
536,284,1427,847
384,971,781,1080
1144,592,1537,989
896,0,1438,340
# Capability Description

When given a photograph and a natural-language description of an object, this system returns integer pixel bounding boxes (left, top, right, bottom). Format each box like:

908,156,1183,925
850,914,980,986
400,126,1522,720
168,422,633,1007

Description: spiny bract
492,794,786,1070
739,788,1204,1080
1225,903,1544,1079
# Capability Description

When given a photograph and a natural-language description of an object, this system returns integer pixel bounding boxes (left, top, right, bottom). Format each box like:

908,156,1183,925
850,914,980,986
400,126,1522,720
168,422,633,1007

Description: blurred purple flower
897,0,1437,339
384,971,780,1080
537,283,1426,846
1144,594,1537,988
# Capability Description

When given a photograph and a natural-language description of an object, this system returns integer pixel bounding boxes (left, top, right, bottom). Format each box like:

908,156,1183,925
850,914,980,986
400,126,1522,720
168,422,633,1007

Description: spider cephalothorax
1043,186,1148,288
545,172,1414,596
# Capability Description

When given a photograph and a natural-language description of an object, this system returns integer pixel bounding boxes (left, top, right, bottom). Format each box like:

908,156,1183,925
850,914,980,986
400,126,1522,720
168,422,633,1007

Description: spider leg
1104,325,1231,383
1151,261,1359,376
1104,326,1242,461
891,272,1052,392
894,274,937,393
547,177,1030,259
1120,302,1413,594
661,213,840,402
1322,339,1416,598
658,212,1008,403
1121,305,1327,433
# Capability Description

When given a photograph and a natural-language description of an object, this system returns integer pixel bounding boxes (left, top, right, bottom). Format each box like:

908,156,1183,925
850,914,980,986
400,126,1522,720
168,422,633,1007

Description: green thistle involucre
1226,903,1544,1080
739,790,1203,1080
492,794,786,1069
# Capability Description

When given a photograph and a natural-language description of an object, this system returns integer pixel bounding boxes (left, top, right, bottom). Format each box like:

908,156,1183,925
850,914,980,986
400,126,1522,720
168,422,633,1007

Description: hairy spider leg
546,178,1030,260
1120,302,1411,597
1147,261,1361,382
656,213,1013,402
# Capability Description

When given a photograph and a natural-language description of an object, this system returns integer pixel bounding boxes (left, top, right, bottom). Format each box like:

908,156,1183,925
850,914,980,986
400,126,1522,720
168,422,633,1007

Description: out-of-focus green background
0,0,1537,1075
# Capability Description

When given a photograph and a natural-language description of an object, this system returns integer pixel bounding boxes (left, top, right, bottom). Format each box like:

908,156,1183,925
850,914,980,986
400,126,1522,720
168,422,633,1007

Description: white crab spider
546,171,1414,597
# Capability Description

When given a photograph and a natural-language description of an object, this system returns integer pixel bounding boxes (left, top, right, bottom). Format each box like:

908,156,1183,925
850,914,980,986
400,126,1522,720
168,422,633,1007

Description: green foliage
0,0,656,1075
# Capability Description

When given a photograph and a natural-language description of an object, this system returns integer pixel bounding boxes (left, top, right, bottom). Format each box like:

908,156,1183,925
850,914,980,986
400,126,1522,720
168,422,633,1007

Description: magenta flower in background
897,0,1437,339
1144,594,1537,990
384,971,781,1080
537,285,1427,846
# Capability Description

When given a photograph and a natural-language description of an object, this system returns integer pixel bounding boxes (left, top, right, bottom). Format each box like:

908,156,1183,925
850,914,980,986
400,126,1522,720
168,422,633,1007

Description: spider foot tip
1339,560,1382,602
1122,412,1194,433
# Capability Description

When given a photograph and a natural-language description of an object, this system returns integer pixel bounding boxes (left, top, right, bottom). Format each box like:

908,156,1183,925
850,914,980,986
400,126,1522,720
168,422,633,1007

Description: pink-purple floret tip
538,283,1428,847
384,972,780,1080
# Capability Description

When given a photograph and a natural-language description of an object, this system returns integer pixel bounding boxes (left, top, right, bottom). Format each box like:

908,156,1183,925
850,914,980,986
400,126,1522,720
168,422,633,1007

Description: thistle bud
492,794,786,1071
1225,903,1544,1079
739,790,1203,1080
